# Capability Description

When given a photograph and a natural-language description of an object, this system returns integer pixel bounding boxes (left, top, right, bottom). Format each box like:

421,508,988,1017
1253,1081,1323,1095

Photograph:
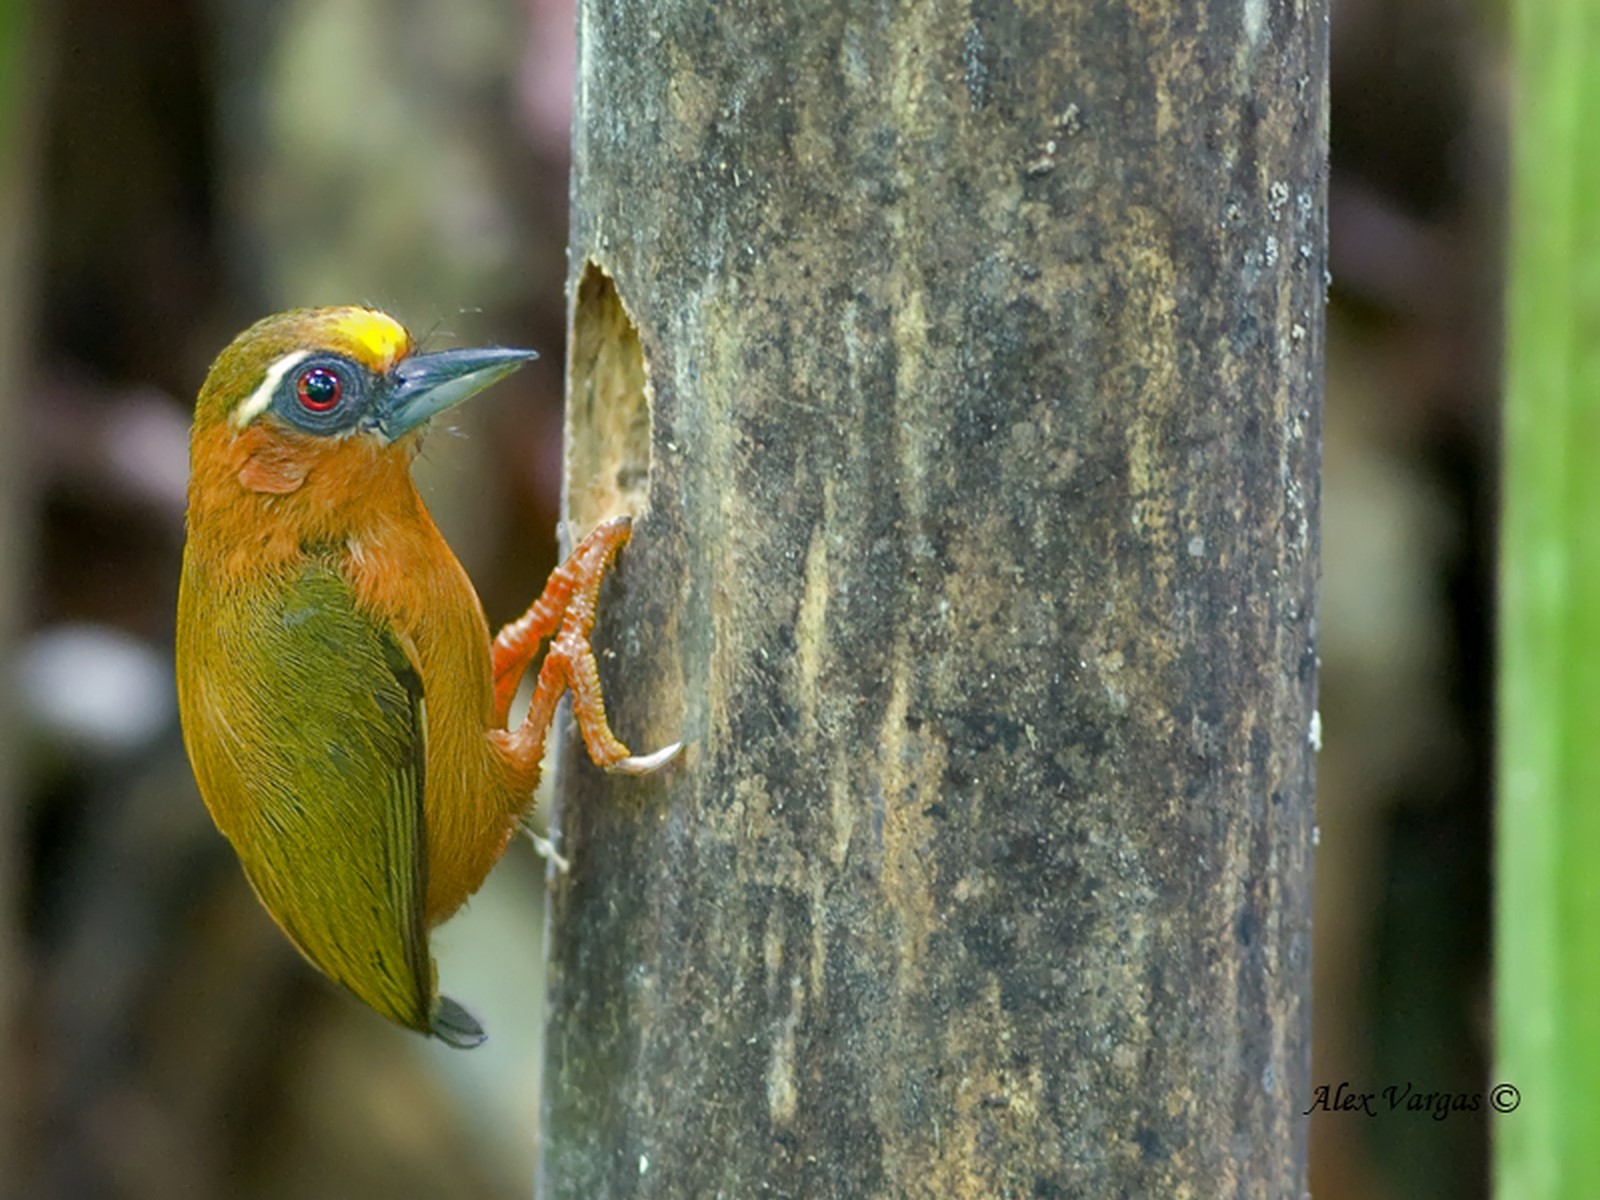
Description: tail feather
431,995,487,1049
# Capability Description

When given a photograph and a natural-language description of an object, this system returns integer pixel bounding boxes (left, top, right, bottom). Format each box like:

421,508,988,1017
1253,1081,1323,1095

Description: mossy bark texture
545,3,1324,1197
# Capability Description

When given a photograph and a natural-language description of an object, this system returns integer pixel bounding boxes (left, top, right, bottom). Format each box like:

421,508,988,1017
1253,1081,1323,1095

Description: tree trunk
545,3,1324,1197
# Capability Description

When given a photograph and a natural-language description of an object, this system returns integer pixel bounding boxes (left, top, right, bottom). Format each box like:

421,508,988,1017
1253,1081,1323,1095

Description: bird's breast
339,507,522,925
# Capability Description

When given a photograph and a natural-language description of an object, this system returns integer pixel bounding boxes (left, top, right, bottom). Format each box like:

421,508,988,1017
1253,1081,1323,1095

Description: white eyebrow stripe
232,350,311,429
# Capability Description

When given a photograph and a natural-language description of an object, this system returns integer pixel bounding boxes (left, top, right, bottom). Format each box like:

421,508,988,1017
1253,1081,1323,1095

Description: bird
175,306,678,1047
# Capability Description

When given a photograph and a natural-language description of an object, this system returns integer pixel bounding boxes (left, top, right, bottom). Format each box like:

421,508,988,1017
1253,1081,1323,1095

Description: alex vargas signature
1304,1081,1522,1120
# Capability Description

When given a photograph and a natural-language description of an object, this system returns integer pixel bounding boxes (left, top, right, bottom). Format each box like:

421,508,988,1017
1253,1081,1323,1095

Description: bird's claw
525,828,571,874
606,740,683,776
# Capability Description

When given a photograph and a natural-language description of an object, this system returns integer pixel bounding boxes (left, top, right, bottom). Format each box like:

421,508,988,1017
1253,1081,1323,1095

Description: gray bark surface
546,4,1325,1197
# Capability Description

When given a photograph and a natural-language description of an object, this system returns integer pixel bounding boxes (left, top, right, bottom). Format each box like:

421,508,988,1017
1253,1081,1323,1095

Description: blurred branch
1498,2,1600,1196
0,0,44,1185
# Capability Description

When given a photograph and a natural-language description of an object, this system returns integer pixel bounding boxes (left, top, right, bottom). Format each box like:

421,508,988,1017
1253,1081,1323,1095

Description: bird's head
187,307,534,522
195,306,535,451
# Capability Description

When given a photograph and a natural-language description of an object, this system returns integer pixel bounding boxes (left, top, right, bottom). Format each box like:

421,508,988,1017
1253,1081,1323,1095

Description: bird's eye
296,367,343,413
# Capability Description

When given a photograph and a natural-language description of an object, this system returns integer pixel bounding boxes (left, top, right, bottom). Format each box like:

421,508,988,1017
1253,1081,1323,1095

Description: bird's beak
377,346,537,441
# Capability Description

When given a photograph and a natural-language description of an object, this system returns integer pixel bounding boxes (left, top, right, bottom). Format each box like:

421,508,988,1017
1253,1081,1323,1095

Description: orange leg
496,516,680,776
491,516,632,725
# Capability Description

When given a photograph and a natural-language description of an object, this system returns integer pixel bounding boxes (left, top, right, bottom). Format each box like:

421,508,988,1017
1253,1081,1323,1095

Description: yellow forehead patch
329,309,412,372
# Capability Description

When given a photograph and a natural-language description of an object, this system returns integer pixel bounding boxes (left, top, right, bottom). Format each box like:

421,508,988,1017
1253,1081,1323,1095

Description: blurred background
0,0,1499,1196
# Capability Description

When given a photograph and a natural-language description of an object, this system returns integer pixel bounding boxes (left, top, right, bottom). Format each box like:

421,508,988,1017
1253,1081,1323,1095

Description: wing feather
180,563,435,1033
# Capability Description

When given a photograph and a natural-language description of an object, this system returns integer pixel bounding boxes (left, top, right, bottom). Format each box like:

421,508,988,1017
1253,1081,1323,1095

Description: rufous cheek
238,447,310,494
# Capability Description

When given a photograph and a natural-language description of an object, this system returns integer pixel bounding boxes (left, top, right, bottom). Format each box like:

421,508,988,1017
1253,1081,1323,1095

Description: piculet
175,306,678,1047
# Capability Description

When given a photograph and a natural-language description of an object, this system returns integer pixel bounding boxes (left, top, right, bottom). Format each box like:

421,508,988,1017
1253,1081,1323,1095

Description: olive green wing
178,563,481,1046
